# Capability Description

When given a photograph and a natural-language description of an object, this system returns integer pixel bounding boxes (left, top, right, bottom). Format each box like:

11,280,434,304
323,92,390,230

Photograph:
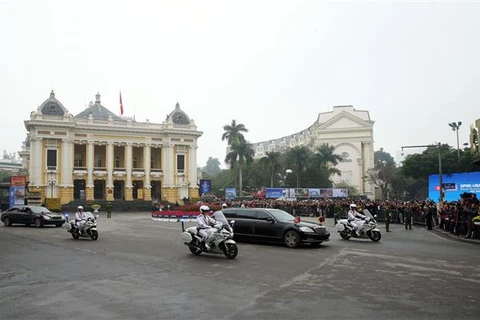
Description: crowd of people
198,195,480,239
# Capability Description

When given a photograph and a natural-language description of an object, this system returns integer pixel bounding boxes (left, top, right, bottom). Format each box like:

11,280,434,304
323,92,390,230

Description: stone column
357,157,364,195
363,141,375,196
143,143,152,201
188,145,198,198
86,141,94,201
163,143,175,188
59,139,73,203
125,143,133,201
29,137,42,187
61,139,73,186
106,142,114,201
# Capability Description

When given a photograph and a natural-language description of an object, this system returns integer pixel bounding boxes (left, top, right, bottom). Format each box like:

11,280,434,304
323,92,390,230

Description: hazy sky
1,0,479,168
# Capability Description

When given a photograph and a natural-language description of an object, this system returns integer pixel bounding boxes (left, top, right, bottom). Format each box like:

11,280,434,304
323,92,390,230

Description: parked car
1,205,65,228
220,208,330,248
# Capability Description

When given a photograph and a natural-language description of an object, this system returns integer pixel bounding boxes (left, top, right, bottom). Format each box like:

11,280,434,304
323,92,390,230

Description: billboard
429,171,480,202
225,188,237,200
199,179,212,195
265,188,283,199
9,176,26,207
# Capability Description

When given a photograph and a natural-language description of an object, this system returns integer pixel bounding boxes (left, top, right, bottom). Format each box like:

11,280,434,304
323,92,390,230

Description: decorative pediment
317,111,373,130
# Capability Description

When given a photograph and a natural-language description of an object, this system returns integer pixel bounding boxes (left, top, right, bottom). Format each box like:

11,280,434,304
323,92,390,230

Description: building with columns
249,105,375,197
19,91,202,205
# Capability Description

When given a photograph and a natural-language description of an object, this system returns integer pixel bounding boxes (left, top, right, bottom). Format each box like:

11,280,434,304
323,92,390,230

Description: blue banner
308,188,320,198
199,179,212,195
429,171,480,202
225,188,237,200
265,188,283,198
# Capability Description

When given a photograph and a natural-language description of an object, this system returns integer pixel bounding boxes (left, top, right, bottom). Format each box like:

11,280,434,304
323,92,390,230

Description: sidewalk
429,226,480,245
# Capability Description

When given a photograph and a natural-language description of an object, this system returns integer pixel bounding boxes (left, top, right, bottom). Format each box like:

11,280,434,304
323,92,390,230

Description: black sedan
221,208,330,248
1,205,65,228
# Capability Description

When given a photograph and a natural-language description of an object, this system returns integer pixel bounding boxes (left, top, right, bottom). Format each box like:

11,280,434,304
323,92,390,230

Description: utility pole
401,143,443,203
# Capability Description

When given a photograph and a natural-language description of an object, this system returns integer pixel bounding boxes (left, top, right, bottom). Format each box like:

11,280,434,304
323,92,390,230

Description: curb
430,227,480,245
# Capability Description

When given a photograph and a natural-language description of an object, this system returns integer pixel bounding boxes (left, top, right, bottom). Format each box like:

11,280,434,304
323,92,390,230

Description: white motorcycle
65,211,99,240
336,209,381,242
181,211,238,259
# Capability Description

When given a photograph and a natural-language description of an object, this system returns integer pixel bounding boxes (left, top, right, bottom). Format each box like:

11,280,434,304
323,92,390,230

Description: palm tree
285,146,312,188
312,144,343,184
225,140,254,197
260,151,281,187
221,120,248,145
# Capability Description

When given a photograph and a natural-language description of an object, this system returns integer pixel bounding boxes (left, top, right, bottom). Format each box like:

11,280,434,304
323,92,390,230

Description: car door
232,210,255,237
252,210,279,241
16,206,32,225
22,207,36,225
5,207,20,223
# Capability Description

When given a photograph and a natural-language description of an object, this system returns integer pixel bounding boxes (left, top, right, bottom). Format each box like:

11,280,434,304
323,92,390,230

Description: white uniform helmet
200,205,210,213
77,205,84,210
221,203,227,208
349,204,357,209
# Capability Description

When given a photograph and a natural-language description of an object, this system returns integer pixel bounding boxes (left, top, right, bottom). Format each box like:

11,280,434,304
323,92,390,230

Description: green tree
260,151,282,187
221,120,248,145
202,157,222,178
225,140,255,197
310,144,342,186
363,148,397,200
285,146,312,188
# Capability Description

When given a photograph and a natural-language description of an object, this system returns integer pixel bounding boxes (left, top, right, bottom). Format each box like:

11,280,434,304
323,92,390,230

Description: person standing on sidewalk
404,203,412,230
384,205,391,232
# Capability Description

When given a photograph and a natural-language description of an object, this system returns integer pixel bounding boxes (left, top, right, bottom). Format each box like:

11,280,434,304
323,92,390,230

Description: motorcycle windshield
362,209,374,220
212,211,231,230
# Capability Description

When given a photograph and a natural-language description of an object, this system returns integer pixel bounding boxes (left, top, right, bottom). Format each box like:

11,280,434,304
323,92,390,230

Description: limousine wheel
284,230,300,248
4,217,12,227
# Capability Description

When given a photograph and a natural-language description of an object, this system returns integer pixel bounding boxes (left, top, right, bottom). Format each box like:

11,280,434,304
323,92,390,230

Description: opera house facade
19,91,202,205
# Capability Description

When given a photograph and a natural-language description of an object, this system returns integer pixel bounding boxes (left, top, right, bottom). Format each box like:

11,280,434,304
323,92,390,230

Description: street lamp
285,169,292,198
401,143,443,203
448,121,462,163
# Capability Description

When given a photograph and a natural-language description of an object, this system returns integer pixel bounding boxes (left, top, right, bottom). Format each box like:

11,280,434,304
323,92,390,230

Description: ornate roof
39,90,67,116
167,102,191,125
74,93,124,121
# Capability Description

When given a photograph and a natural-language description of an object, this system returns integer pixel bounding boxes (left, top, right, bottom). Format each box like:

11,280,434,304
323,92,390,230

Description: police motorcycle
65,211,99,240
180,210,238,259
336,208,381,242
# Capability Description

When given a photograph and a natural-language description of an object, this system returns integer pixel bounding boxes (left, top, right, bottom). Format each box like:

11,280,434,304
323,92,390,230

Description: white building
249,105,375,197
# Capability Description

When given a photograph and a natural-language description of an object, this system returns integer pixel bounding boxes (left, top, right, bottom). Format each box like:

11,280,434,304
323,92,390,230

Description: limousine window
236,210,255,219
255,211,270,220
268,209,295,222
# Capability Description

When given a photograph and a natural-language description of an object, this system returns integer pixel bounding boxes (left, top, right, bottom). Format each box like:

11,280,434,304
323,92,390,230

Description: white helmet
200,205,210,213
221,203,227,208
349,204,357,209
77,205,84,210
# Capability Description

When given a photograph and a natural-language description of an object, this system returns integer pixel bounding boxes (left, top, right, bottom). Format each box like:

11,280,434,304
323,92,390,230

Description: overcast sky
1,0,479,168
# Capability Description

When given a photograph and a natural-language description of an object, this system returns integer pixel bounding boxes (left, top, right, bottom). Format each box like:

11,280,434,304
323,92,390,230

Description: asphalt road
1,213,479,320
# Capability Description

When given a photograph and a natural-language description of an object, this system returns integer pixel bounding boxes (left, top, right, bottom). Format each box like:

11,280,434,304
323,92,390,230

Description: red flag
119,91,124,115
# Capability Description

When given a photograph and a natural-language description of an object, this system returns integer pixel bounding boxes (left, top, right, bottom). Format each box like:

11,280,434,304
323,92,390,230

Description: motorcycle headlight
299,226,314,233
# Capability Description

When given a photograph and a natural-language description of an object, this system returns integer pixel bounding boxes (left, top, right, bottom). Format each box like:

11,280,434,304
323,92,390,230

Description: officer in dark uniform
404,204,412,230
385,205,391,232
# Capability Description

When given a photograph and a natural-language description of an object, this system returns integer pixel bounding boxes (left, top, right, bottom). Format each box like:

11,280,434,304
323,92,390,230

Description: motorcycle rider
347,204,366,236
196,205,217,250
75,205,88,233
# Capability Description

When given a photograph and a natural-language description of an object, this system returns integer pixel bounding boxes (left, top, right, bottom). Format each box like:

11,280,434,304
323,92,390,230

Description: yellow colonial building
19,91,202,205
